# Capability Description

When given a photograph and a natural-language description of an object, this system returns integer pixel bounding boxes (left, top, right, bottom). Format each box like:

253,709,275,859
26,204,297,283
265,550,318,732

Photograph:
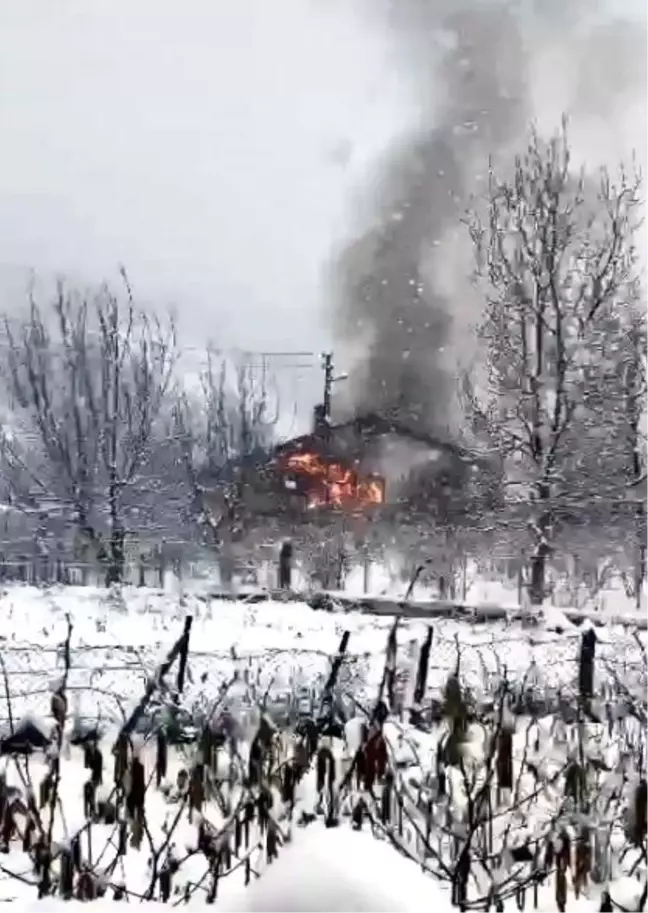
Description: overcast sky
0,1,418,351
0,0,645,433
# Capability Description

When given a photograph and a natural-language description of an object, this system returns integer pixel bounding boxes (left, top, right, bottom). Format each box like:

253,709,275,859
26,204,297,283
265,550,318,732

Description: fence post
578,627,596,710
413,626,434,707
113,615,195,748
278,540,292,590
176,616,193,694
323,631,350,703
383,622,399,714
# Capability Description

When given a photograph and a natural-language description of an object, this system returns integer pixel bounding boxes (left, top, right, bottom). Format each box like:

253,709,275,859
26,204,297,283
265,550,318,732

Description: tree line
0,122,644,604
0,270,279,587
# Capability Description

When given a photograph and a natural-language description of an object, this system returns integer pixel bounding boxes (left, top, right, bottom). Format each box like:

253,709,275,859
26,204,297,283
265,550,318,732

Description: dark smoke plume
330,0,646,439
331,0,526,437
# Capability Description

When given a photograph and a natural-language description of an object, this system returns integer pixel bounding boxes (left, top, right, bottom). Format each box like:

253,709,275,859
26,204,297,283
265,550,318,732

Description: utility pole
321,351,334,424
313,351,348,435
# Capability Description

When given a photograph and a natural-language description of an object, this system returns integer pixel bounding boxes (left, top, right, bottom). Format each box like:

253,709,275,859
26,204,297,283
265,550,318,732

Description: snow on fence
0,614,644,908
0,619,643,727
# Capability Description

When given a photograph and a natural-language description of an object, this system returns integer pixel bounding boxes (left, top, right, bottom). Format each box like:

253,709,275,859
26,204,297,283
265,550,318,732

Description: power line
160,348,323,372
204,350,318,358
0,342,324,373
0,339,325,362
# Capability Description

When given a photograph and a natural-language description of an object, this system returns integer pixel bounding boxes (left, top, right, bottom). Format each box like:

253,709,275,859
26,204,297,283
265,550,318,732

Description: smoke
329,0,646,438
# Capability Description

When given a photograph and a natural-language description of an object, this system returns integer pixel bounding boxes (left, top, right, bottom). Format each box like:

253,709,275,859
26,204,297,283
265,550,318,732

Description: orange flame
280,451,384,510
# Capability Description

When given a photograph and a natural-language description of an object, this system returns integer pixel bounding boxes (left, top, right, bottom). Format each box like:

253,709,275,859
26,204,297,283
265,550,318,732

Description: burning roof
270,412,471,513
276,449,385,511
272,413,473,463
197,413,481,524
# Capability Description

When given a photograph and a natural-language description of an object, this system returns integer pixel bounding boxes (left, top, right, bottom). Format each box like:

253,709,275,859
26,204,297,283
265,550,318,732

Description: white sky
0,0,644,434
0,0,417,357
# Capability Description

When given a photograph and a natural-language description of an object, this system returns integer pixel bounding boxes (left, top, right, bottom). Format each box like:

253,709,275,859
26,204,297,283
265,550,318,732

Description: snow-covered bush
0,588,643,910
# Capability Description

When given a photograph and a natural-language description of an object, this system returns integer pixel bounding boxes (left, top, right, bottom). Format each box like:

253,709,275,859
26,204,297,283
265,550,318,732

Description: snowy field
0,830,473,911
0,584,644,726
0,585,643,910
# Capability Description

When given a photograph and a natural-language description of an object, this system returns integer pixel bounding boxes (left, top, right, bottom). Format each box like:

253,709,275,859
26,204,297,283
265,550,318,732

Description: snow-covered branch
464,118,644,604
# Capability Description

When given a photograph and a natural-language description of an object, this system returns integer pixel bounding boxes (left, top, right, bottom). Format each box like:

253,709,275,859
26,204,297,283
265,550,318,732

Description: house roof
272,413,477,464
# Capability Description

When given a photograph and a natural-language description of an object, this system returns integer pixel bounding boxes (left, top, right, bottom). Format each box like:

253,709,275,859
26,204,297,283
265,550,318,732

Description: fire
280,451,385,510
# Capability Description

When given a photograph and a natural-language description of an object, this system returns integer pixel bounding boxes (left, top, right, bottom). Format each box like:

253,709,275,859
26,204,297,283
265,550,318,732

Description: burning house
268,411,480,517
199,405,491,536
274,447,385,511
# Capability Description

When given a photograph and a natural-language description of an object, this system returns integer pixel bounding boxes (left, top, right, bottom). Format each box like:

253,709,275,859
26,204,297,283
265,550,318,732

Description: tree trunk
635,502,646,609
626,333,646,610
105,300,124,589
529,521,551,606
529,551,546,605
158,547,166,588
438,575,447,599
529,483,551,606
219,542,234,590
105,526,125,586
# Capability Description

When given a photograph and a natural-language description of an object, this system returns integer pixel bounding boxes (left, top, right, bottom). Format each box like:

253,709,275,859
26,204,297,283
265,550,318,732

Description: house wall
319,426,461,502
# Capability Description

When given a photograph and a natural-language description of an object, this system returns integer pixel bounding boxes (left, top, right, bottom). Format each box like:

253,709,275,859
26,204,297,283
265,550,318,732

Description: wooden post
578,628,596,708
317,630,350,724
113,615,194,748
176,616,193,694
384,623,398,714
413,626,434,706
278,540,293,590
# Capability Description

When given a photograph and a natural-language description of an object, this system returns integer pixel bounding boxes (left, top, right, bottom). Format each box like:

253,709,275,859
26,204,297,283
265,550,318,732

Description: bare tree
464,120,643,605
173,348,279,581
0,273,176,585
617,311,647,605
605,306,648,608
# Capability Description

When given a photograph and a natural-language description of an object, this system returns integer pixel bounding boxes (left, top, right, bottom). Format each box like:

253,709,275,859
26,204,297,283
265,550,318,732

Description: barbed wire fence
0,607,644,907
0,624,643,728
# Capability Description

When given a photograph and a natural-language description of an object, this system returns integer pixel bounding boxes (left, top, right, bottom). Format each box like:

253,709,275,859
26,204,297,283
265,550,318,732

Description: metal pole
322,351,333,424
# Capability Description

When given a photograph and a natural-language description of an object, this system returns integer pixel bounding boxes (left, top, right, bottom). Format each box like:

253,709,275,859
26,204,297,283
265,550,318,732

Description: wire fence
0,613,642,908
0,622,643,728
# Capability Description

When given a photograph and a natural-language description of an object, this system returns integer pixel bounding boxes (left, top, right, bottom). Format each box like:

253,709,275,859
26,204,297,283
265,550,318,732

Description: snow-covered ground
0,585,643,910
204,557,646,616
0,584,643,726
12,830,646,913
7,828,451,913
1,752,448,909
